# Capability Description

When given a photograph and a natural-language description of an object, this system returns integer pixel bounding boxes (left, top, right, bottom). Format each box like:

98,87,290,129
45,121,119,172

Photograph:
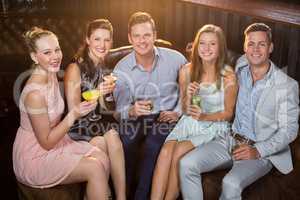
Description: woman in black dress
64,19,125,200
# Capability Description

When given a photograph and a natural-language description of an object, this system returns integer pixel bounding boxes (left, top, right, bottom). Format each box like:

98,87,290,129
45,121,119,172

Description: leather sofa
1,29,299,199
14,44,300,200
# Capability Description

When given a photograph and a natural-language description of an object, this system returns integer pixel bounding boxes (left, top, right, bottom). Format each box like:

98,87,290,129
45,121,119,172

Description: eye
259,43,267,47
248,42,254,47
55,48,61,53
43,51,51,55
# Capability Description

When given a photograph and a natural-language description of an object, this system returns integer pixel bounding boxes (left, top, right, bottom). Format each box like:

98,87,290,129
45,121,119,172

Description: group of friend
13,11,299,200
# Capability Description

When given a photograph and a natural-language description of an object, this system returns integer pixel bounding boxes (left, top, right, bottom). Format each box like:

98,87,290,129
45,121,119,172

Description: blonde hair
23,26,55,53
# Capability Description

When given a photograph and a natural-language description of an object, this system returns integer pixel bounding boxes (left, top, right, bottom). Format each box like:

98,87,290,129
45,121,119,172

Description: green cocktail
192,95,201,108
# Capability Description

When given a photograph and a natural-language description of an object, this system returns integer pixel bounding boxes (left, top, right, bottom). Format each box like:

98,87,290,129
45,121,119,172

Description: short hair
128,12,156,33
86,18,113,38
23,26,55,53
244,23,272,43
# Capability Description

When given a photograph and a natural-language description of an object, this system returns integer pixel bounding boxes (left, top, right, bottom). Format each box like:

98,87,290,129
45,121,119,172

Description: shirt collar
238,59,274,82
129,46,160,71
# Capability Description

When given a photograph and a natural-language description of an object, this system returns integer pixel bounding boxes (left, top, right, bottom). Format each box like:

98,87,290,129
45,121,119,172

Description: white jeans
179,133,273,200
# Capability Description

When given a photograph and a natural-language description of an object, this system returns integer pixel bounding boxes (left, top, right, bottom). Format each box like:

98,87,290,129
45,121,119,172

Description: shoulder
23,85,46,108
179,63,191,83
273,64,298,87
180,63,191,74
65,62,81,80
114,51,135,72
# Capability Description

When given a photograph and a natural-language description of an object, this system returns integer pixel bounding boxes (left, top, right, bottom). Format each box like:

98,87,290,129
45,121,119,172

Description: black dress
68,65,118,141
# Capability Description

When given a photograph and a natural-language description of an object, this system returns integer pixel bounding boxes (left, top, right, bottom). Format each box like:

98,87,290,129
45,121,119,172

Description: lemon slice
82,89,101,101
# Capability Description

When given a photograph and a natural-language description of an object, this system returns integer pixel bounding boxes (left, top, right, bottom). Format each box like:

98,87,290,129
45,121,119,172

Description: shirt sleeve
113,67,134,120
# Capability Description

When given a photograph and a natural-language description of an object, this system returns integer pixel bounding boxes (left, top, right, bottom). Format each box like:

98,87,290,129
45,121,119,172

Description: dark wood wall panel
1,0,299,80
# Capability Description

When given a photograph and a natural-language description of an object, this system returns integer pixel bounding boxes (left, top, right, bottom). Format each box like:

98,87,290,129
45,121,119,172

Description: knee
105,130,123,152
172,145,187,163
179,155,200,177
85,158,108,181
221,175,242,197
159,143,175,159
92,149,110,173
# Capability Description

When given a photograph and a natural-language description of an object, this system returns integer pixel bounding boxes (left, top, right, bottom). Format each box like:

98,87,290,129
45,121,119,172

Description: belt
230,132,255,146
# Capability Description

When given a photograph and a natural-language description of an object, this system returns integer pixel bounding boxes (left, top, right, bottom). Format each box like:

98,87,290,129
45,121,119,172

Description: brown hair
86,18,113,39
23,26,55,53
244,23,272,43
74,19,113,78
128,12,156,33
190,24,228,89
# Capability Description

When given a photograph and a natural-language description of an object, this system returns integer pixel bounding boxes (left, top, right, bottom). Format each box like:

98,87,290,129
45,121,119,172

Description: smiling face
128,22,156,58
30,34,62,73
86,28,112,62
244,31,273,68
198,32,219,64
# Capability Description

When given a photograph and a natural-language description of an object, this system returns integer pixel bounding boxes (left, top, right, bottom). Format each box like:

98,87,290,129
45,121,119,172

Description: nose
204,44,210,51
253,44,261,51
139,35,146,43
99,40,105,48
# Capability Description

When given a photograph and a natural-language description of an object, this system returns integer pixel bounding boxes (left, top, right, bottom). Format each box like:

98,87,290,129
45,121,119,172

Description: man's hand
158,111,180,123
128,100,152,118
232,144,260,160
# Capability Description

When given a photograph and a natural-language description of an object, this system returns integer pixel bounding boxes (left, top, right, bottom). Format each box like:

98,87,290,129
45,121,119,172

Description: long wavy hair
190,24,228,89
73,19,113,78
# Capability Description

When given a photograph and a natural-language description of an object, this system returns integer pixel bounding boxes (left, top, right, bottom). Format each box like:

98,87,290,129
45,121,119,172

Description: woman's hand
187,104,202,120
187,81,200,98
97,81,116,96
72,100,97,119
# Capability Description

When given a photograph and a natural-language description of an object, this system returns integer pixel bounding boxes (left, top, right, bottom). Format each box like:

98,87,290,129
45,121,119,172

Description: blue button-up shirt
113,47,187,119
232,63,273,141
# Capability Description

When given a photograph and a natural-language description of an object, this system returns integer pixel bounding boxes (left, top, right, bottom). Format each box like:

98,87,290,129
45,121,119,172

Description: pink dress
13,78,96,188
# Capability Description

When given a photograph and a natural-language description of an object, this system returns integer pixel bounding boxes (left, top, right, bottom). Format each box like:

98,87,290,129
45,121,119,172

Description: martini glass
82,89,102,121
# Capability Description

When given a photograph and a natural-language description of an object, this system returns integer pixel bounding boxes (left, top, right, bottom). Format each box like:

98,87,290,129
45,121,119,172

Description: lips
50,61,61,68
95,48,106,53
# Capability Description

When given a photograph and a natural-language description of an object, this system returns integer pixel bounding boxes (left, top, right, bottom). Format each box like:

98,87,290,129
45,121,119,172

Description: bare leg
104,129,126,200
164,141,194,200
150,141,177,200
89,136,108,154
61,148,110,200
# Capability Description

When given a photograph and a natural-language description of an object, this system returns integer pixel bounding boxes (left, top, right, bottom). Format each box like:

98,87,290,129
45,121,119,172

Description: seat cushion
17,182,84,200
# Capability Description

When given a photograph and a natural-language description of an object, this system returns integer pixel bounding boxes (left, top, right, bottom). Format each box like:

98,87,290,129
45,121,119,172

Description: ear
153,31,157,41
269,42,274,54
243,42,247,53
86,37,90,46
30,52,38,64
128,33,133,45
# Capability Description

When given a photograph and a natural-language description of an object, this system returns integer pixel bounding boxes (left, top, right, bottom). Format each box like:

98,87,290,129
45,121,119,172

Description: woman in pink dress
13,27,110,199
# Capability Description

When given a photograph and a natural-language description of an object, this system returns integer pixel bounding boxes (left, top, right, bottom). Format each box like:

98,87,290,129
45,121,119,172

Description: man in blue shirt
113,12,187,200
180,23,299,200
